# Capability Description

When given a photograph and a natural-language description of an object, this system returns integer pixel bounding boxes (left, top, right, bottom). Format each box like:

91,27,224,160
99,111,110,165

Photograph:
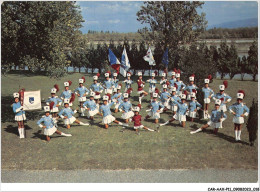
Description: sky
76,1,258,33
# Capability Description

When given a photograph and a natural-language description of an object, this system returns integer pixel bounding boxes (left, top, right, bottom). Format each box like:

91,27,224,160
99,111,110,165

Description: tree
247,40,258,81
1,1,84,78
227,42,239,79
137,1,207,70
239,56,249,81
247,99,258,146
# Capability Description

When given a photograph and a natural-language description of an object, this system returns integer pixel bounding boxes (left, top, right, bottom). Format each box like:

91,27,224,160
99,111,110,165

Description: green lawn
1,73,258,170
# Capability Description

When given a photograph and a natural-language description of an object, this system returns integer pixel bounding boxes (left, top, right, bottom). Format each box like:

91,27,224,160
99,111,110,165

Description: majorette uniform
60,82,73,106
172,94,189,122
147,93,164,119
146,73,157,93
118,93,134,120
83,93,99,118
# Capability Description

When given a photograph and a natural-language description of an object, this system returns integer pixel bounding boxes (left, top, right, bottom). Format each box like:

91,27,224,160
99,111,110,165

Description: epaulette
55,96,58,98
42,115,46,118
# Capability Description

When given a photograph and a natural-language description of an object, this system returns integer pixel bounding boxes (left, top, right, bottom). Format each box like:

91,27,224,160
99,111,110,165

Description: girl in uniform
137,72,148,104
123,72,133,92
58,99,89,129
12,92,26,138
99,95,128,129
111,85,123,113
185,75,198,102
202,78,214,119
228,90,249,141
83,92,99,121
74,78,89,116
159,94,189,128
132,106,155,134
190,99,227,135
159,72,168,86
188,92,202,122
37,106,72,141
168,71,176,90
160,84,171,111
170,87,181,116
145,93,164,124
90,75,104,105
174,73,186,96
146,72,158,99
103,72,114,102
112,72,119,93
212,81,232,128
46,87,62,118
118,93,134,123
60,81,73,106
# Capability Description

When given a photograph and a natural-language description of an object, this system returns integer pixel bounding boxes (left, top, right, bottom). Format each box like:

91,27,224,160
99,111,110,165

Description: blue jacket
83,99,97,111
160,91,171,102
229,103,249,117
213,93,232,106
90,83,104,92
175,80,186,91
169,78,176,86
202,87,214,99
74,86,89,97
12,102,25,116
60,90,72,99
124,79,133,89
100,102,114,117
150,101,164,113
173,100,188,115
210,109,227,123
170,95,181,106
58,108,76,118
185,84,198,93
46,96,62,106
111,93,123,103
147,79,157,88
189,100,202,112
103,79,114,89
119,101,132,112
37,115,55,129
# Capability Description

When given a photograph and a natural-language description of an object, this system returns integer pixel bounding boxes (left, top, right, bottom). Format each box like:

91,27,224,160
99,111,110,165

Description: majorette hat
51,88,57,94
90,92,95,97
237,90,245,99
133,106,140,112
153,93,158,98
180,94,186,100
137,72,142,76
64,99,70,104
44,106,50,112
162,72,166,77
103,95,109,101
79,79,84,84
163,84,168,89
13,92,19,98
113,73,118,77
123,93,129,98
215,99,221,105
93,76,98,80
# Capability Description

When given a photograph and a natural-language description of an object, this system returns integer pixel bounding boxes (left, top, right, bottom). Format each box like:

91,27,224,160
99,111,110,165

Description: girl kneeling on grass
83,92,99,121
190,99,227,135
159,94,188,128
132,106,155,134
145,93,164,124
118,93,134,123
37,106,72,141
99,95,129,129
58,99,89,129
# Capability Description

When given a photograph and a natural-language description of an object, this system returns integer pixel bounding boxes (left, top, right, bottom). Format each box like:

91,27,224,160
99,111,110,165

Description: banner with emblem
22,90,41,111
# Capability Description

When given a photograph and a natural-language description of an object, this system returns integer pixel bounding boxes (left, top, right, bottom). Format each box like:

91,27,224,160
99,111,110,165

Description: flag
120,47,131,77
108,48,120,73
22,90,41,111
143,47,156,66
162,48,169,67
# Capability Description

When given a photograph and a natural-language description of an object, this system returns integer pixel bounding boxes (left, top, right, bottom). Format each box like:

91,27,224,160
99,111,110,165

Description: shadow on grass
4,124,33,138
190,124,250,145
31,130,65,141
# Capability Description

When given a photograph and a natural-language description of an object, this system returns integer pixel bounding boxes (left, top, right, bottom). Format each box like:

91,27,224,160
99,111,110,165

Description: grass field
1,73,258,170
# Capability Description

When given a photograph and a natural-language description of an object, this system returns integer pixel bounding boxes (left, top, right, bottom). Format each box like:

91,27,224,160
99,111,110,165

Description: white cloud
85,20,99,25
108,19,120,24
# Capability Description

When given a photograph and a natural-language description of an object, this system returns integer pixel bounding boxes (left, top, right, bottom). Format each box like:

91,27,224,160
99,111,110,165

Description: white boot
235,130,238,141
21,128,25,138
81,108,85,116
147,128,154,132
139,97,142,104
160,121,169,127
61,132,72,137
190,128,202,134
238,130,241,140
18,128,23,138
80,122,89,126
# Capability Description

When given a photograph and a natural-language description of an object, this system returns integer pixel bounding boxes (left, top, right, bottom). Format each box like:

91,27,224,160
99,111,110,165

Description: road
2,169,258,183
